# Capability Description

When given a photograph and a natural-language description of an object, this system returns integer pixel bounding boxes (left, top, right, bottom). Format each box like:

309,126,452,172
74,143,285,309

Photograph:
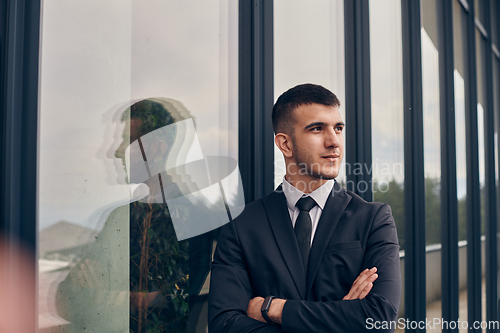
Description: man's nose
115,141,126,159
325,129,340,148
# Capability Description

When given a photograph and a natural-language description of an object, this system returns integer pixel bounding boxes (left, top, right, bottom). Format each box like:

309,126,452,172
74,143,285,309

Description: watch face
261,298,268,311
261,296,274,324
262,295,274,311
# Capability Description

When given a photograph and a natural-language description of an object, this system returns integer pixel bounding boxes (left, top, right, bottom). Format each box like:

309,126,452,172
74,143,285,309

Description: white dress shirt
282,177,335,246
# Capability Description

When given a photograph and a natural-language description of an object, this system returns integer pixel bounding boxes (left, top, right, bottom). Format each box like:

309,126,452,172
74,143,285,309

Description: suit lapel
263,188,307,299
306,181,352,298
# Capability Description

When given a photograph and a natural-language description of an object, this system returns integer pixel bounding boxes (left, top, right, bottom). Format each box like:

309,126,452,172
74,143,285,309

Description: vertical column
239,0,274,203
344,0,372,202
0,0,5,234
1,0,41,332
2,0,40,251
481,2,499,331
401,0,427,329
464,1,482,330
437,1,460,332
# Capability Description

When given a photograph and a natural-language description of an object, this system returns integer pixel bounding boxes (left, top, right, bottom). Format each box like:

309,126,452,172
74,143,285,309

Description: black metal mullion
482,1,499,331
496,0,500,328
344,0,372,202
401,0,427,330
238,0,274,203
2,0,40,259
464,1,483,330
0,0,7,235
1,0,41,331
438,1,460,332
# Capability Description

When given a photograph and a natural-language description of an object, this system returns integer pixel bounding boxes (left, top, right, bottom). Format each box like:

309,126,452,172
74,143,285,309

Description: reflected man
57,98,214,332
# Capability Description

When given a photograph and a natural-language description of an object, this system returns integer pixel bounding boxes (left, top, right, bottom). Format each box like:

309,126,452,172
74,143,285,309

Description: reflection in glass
476,29,487,240
494,58,500,307
369,0,405,327
274,0,345,188
56,99,219,331
475,26,487,325
454,72,467,232
369,0,404,248
454,68,468,333
422,27,441,247
421,9,443,326
476,103,487,326
38,1,238,332
453,0,468,319
478,102,486,236
453,2,467,244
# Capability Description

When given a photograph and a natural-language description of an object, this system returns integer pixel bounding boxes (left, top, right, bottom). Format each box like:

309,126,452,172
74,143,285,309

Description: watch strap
261,295,276,324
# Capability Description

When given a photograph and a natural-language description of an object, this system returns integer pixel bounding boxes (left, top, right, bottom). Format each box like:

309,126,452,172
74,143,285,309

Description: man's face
289,103,344,181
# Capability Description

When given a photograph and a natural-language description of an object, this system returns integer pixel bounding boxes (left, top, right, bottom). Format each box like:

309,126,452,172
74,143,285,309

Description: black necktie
295,197,316,270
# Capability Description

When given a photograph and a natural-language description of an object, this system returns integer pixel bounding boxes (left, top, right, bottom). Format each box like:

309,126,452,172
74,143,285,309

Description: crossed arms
208,204,401,333
246,267,379,325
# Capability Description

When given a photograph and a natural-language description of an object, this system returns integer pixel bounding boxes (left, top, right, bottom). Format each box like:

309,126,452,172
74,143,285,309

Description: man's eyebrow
304,122,326,129
304,121,345,129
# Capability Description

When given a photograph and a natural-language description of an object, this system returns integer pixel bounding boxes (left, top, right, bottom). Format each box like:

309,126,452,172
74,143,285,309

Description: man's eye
311,127,322,131
335,126,344,132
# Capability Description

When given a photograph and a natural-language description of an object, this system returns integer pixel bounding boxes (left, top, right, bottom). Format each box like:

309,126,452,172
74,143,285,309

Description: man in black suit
208,84,401,332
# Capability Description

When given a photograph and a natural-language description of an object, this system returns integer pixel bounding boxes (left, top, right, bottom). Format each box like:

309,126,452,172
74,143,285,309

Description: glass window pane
476,29,486,241
475,26,488,325
274,0,345,188
369,0,405,326
494,57,500,308
38,1,238,332
453,0,468,328
421,0,443,328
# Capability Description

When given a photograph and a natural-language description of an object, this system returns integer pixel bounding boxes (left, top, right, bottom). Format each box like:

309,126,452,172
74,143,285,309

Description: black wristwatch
261,295,276,324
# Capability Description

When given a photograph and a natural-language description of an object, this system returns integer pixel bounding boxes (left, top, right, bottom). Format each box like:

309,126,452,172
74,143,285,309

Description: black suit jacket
208,182,401,333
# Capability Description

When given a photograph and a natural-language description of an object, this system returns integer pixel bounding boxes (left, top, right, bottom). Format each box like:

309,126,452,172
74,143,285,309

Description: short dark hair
125,99,175,137
272,83,341,135
122,98,194,138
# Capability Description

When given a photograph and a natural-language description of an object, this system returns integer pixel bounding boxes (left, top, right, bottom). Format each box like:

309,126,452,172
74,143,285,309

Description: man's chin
311,172,338,181
314,163,340,180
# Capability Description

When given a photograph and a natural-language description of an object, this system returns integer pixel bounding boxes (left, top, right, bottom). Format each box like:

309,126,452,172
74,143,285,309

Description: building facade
1,0,500,332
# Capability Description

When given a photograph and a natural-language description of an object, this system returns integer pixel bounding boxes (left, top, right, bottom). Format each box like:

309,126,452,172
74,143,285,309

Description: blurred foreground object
0,236,36,332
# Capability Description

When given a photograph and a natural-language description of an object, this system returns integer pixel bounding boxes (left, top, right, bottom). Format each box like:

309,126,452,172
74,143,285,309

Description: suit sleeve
281,204,401,333
208,221,284,333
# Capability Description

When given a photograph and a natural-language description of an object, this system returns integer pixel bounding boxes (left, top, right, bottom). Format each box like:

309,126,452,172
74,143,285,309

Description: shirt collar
282,176,335,211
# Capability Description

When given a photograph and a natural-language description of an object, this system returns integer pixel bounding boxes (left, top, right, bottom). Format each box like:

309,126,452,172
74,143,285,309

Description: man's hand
343,267,378,300
247,296,265,322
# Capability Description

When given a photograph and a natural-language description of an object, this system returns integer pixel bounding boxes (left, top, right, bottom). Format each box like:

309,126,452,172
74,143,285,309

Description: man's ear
145,139,169,162
275,133,293,158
